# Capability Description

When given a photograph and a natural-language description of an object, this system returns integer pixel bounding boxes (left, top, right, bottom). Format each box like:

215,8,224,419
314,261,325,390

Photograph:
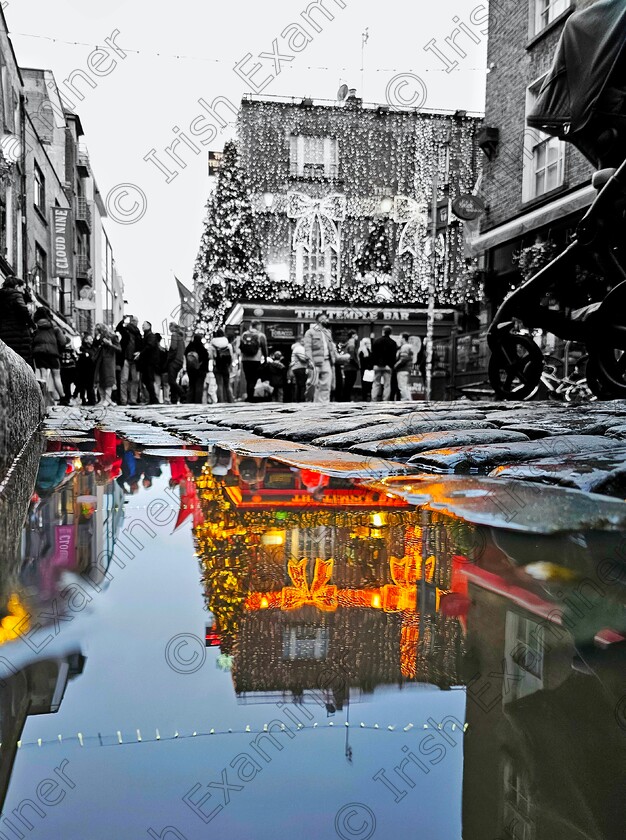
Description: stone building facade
228,94,482,347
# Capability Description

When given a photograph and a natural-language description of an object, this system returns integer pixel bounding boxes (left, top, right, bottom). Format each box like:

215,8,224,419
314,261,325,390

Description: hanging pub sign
208,151,224,177
451,193,486,221
51,207,72,278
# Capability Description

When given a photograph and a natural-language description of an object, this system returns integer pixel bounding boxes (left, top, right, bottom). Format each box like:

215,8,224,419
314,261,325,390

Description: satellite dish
337,84,349,102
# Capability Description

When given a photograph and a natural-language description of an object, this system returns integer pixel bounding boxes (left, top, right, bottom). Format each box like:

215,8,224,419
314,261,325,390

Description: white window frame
522,76,565,202
289,135,338,179
504,611,544,705
533,0,572,35
294,218,339,288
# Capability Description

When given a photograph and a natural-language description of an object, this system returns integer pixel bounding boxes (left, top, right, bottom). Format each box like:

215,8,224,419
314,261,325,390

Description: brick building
473,0,598,307
221,94,482,350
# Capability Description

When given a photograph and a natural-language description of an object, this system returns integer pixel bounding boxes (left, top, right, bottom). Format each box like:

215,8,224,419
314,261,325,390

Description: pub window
294,216,338,288
282,626,329,661
290,135,338,179
34,163,46,213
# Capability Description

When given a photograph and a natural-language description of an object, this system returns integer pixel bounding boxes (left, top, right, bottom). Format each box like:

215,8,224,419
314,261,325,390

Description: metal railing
76,198,91,229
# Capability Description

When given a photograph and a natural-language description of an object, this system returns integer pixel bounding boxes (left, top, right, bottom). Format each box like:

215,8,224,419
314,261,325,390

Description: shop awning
471,184,596,254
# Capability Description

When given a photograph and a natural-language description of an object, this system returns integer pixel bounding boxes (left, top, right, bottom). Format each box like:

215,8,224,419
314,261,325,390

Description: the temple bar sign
52,208,72,278
294,307,439,322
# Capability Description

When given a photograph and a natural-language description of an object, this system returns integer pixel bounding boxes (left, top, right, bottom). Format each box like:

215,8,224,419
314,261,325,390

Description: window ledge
34,205,48,225
522,183,570,210
526,5,576,51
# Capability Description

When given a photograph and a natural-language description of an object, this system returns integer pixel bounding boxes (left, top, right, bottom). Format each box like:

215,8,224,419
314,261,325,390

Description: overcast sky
8,0,488,329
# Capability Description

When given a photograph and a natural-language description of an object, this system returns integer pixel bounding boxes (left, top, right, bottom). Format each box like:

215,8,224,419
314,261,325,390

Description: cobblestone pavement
43,400,626,534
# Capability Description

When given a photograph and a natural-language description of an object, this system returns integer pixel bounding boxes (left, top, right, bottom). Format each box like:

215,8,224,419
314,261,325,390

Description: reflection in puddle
0,427,624,837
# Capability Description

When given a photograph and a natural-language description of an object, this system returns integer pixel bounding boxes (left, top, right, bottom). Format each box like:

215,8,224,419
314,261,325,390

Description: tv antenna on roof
337,83,349,103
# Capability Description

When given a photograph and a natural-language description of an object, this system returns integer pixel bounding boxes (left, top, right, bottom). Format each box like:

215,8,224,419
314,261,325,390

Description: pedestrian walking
304,313,336,404
342,330,360,401
139,320,160,404
154,333,168,402
75,333,96,405
359,337,374,402
210,328,234,403
32,306,66,402
395,333,415,401
166,323,186,404
93,324,121,406
59,337,78,406
239,321,268,402
371,327,398,401
0,276,34,367
289,338,312,402
267,351,287,402
185,333,209,403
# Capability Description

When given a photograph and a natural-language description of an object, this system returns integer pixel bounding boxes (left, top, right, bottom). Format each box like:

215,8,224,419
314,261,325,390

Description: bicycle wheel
488,334,543,400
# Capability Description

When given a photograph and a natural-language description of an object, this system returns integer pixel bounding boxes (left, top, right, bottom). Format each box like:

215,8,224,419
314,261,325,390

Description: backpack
186,350,200,371
240,330,260,358
214,344,232,370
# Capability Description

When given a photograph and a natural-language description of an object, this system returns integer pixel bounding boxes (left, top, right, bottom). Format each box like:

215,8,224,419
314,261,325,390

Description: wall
0,339,44,483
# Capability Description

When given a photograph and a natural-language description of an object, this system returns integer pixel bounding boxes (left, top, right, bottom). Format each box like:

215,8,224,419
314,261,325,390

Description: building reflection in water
195,449,626,839
0,430,624,838
193,453,474,709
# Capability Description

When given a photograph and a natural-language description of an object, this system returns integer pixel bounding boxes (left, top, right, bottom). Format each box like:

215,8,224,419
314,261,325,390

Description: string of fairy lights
9,31,486,74
11,719,469,751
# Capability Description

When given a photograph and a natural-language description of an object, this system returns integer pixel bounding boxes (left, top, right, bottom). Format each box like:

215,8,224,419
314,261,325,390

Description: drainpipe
20,93,27,283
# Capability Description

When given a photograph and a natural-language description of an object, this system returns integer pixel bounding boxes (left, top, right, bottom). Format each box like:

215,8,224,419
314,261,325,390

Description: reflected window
282,626,329,660
504,612,544,704
503,760,535,840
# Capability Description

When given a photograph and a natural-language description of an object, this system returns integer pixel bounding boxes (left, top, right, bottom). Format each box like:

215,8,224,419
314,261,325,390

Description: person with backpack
239,320,268,402
185,333,209,403
210,328,234,403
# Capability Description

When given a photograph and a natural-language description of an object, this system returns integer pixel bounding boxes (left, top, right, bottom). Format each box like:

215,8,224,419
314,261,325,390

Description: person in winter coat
93,324,121,406
59,337,78,406
303,313,336,404
267,351,287,402
75,333,96,405
0,276,34,366
210,328,234,403
358,337,374,402
139,321,160,404
371,327,399,401
32,306,66,401
289,338,313,403
342,330,360,401
184,333,209,403
167,323,186,404
117,315,143,405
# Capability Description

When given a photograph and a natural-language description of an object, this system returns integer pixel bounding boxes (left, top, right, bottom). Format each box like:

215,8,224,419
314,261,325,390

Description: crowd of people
0,274,424,406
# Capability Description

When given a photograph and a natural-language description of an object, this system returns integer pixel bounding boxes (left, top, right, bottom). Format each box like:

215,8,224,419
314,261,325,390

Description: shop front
225,302,458,353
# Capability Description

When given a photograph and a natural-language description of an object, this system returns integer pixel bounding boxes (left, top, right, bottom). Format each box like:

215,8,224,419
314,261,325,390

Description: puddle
0,424,624,838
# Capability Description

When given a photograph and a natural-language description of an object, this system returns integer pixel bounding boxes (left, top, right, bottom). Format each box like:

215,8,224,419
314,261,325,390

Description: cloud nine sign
51,207,73,278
